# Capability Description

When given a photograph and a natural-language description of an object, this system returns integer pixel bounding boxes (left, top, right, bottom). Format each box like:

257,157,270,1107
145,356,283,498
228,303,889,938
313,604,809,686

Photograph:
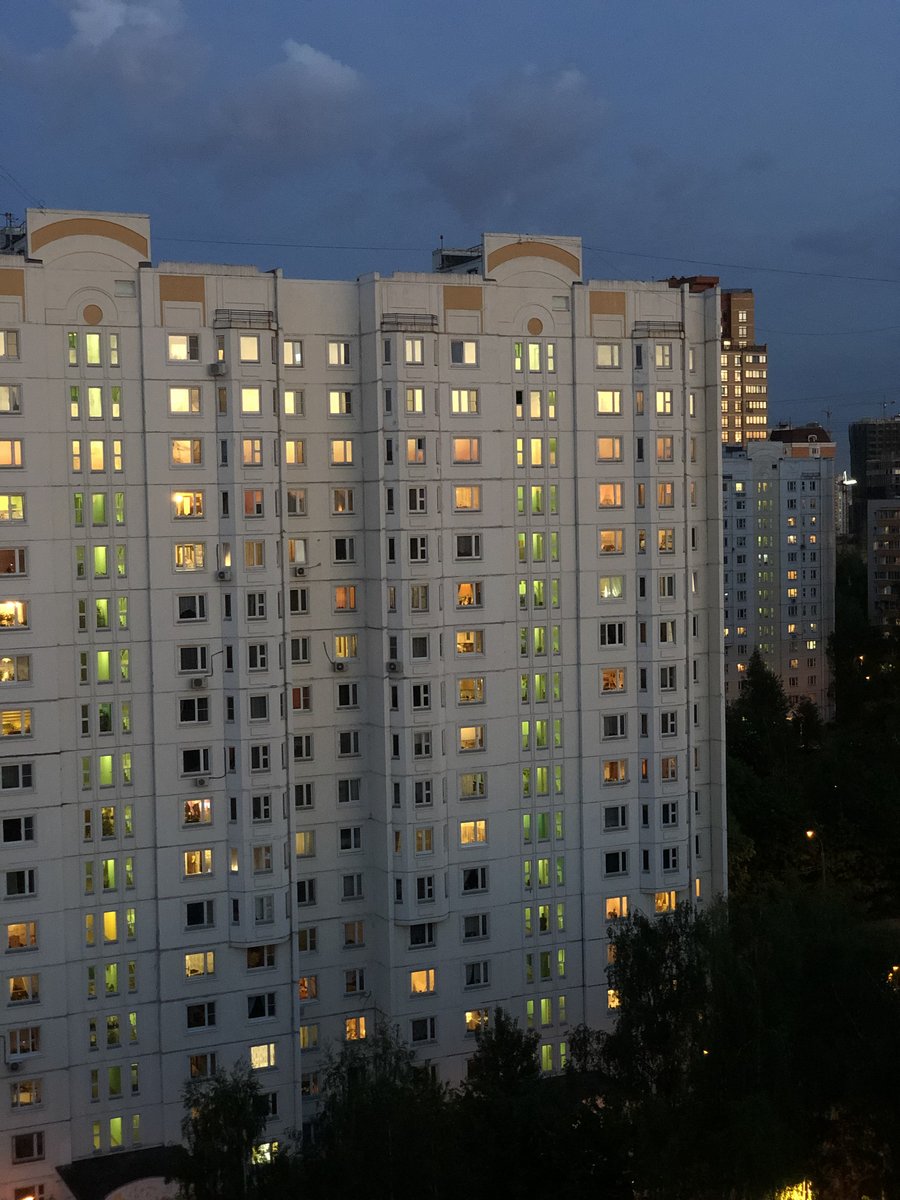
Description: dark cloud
395,67,607,225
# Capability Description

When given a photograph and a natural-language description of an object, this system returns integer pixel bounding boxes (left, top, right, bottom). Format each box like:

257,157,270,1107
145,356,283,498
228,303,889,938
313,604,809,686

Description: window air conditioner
190,677,207,690
208,362,227,376
216,569,231,581
386,660,403,674
333,661,347,672
292,566,305,577
194,777,208,788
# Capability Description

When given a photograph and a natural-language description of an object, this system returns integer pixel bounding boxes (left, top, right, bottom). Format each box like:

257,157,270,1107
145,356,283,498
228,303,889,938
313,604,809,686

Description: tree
458,1006,541,1099
299,1021,449,1200
599,892,900,1200
173,1062,275,1200
450,1009,630,1199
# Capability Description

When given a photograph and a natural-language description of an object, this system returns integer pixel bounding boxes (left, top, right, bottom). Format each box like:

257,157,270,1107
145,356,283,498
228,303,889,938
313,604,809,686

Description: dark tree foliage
293,1011,630,1200
599,893,900,1200
173,1063,275,1200
298,1021,449,1200
452,1008,629,1200
727,566,900,912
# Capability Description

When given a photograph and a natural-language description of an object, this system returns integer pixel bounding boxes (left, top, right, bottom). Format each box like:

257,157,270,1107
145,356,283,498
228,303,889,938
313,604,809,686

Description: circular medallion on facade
527,318,543,335
84,304,104,325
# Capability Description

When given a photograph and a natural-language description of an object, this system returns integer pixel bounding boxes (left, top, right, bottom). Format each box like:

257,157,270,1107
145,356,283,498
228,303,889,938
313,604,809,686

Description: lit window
603,760,627,784
596,437,622,461
283,339,303,367
458,725,485,753
285,440,305,466
344,1016,366,1040
329,390,352,415
456,630,483,655
459,819,486,844
167,334,199,362
409,968,435,994
0,439,23,468
596,390,621,415
451,388,478,414
450,340,478,365
171,439,201,466
241,386,261,414
452,437,480,464
239,335,260,363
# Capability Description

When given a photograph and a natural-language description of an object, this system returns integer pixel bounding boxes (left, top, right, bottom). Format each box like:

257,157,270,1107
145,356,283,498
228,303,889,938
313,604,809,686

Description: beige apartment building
0,211,727,1198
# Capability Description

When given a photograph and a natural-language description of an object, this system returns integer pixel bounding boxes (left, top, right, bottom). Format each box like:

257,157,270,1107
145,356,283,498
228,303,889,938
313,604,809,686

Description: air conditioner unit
8,1060,20,1073
292,565,305,577
216,569,231,581
208,362,227,376
194,777,208,788
190,677,207,690
386,660,403,674
333,661,347,672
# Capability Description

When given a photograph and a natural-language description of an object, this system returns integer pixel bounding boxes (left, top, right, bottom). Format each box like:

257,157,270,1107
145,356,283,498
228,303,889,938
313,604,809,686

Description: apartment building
0,211,726,1198
722,425,836,717
720,289,768,446
848,417,900,625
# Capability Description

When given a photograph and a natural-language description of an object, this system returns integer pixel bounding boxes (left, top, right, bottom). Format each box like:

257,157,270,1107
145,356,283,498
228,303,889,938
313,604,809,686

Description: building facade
722,425,836,717
0,211,726,1197
720,289,768,446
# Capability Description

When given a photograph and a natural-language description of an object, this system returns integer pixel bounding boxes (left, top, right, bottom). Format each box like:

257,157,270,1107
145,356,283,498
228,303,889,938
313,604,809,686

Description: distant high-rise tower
849,417,900,625
720,290,768,446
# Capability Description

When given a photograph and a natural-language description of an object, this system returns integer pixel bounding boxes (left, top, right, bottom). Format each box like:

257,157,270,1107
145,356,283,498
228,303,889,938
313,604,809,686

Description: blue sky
2,0,898,458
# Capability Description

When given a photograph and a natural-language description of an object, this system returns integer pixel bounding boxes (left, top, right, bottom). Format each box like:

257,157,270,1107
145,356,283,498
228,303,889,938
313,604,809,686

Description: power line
757,324,900,338
153,231,900,286
582,243,900,285
0,163,45,211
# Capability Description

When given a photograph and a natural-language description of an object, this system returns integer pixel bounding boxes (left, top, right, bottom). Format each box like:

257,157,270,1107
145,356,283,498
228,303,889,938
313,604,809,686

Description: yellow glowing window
601,668,625,692
334,634,358,660
185,951,215,977
452,437,480,464
250,1042,276,1068
605,896,628,920
458,677,484,704
459,819,486,845
598,483,622,508
103,912,118,943
409,969,435,994
344,1016,366,1040
454,485,481,510
596,390,621,415
241,386,261,414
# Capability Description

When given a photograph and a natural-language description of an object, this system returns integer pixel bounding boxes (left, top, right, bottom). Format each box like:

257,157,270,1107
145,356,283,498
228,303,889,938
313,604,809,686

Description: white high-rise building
722,426,836,717
0,211,726,1198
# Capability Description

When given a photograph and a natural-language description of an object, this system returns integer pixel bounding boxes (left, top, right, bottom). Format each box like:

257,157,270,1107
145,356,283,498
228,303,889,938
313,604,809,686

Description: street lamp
805,828,827,887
